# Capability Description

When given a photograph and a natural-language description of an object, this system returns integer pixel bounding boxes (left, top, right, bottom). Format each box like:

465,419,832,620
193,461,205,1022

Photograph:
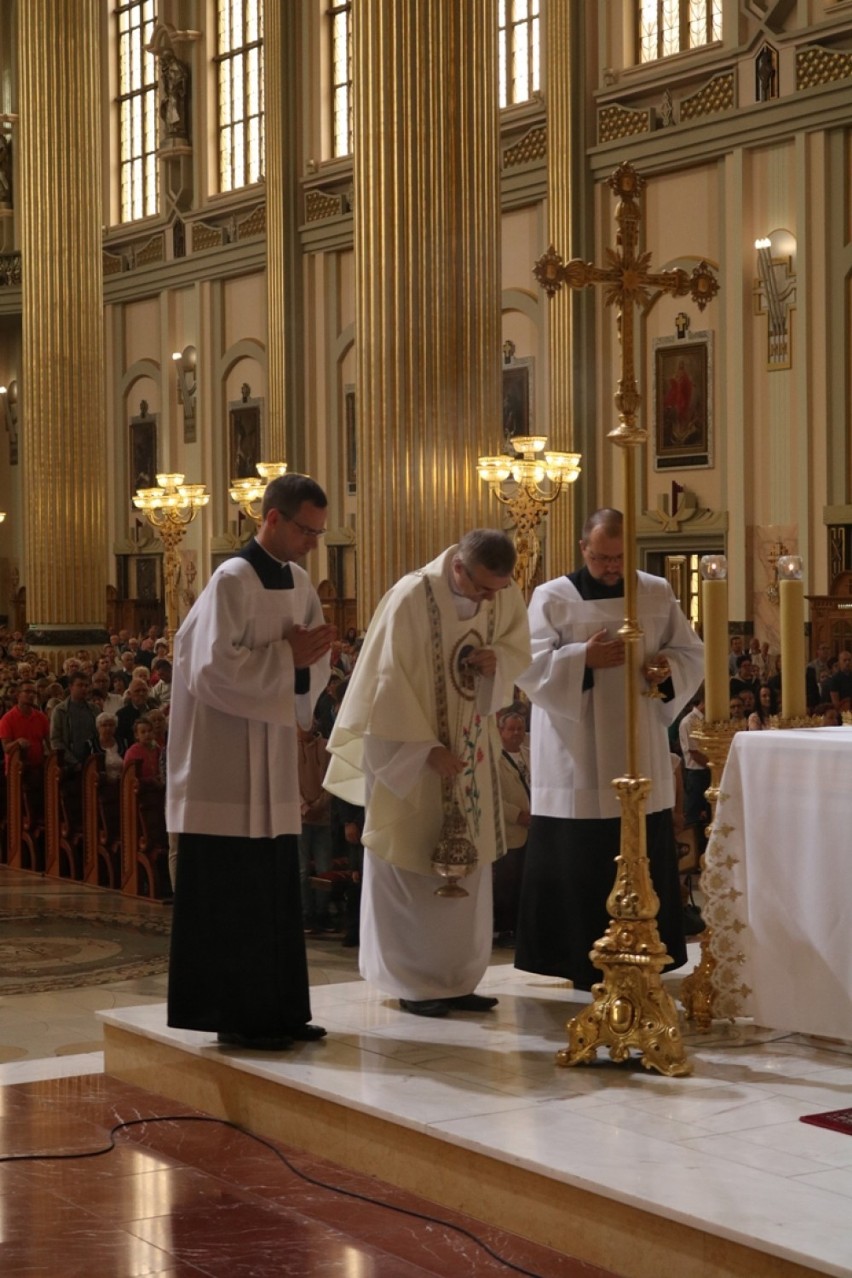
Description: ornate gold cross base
557,776,692,1077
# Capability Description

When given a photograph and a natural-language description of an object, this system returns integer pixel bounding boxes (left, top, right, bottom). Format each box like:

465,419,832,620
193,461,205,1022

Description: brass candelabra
478,436,580,597
228,461,289,525
133,473,209,648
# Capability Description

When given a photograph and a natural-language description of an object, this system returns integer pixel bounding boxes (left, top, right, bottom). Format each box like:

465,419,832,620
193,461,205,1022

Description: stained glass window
217,0,265,192
117,0,158,222
638,0,721,64
498,0,540,109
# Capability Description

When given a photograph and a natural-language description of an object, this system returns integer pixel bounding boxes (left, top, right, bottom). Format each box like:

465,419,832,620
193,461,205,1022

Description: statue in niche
159,50,190,141
0,135,11,208
756,46,778,102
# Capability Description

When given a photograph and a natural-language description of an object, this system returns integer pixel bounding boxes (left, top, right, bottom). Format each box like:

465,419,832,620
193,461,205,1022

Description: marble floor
5,867,852,1277
1,866,611,1277
101,969,852,1278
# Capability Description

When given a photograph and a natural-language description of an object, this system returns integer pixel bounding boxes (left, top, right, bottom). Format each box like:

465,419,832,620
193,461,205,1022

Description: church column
263,3,295,465
543,0,592,575
354,0,500,621
18,0,107,651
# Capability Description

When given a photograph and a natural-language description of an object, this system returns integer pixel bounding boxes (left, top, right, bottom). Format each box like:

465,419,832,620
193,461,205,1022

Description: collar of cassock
569,564,624,601
238,538,294,589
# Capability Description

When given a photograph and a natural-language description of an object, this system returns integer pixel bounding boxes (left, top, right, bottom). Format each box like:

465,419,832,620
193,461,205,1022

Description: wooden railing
2,750,170,900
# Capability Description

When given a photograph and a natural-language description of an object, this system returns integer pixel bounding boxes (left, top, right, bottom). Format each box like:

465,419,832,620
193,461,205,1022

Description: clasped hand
289,623,337,667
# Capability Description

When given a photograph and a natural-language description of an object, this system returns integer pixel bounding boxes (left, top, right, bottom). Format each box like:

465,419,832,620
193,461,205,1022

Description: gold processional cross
534,162,719,1077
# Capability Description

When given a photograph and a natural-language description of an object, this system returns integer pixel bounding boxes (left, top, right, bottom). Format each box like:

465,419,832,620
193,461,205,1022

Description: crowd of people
723,634,848,727
0,627,173,782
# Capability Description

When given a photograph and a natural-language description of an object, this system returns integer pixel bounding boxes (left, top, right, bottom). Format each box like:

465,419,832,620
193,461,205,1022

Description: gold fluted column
18,0,107,652
543,0,589,576
263,2,291,463
354,0,499,621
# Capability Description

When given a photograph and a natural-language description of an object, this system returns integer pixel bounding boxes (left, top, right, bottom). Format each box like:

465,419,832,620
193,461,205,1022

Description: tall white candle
778,556,806,719
700,555,729,723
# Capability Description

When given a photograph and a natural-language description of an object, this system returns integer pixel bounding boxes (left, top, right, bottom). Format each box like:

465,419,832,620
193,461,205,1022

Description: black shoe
399,998,450,1018
682,904,706,936
445,993,498,1011
216,1032,293,1051
283,1023,327,1041
493,931,515,948
341,933,359,948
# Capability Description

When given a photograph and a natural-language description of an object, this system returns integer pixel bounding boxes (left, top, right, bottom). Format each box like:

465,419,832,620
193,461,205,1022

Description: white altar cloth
704,727,852,1040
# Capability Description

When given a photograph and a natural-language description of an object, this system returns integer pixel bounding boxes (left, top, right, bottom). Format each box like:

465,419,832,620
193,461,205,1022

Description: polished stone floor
0,866,614,1277
6,866,852,1276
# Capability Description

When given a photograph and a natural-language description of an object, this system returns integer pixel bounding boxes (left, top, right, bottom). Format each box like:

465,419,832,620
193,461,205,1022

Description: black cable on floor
0,1112,551,1278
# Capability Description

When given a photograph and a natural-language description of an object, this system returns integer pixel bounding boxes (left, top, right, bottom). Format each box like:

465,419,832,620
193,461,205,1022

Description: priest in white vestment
167,474,335,1051
325,530,531,1017
515,508,704,991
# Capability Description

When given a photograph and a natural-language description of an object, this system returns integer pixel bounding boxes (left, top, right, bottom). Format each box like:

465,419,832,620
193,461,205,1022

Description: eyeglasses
286,518,326,539
460,562,511,598
583,550,624,567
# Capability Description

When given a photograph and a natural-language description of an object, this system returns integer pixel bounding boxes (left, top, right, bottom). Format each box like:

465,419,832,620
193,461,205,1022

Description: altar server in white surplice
325,530,531,1018
515,507,704,992
167,474,335,1051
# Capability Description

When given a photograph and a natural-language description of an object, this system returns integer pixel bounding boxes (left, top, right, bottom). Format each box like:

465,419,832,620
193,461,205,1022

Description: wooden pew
44,752,86,880
82,754,122,888
6,749,46,872
120,759,169,898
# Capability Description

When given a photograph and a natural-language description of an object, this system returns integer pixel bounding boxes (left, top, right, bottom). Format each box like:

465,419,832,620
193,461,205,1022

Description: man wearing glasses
167,473,336,1050
326,530,530,1018
515,507,703,992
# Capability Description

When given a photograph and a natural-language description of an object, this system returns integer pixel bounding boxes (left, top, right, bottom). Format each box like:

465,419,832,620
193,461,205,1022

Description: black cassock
168,540,313,1038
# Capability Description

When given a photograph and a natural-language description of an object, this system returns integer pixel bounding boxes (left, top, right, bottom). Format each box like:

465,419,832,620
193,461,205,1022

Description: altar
703,727,852,1039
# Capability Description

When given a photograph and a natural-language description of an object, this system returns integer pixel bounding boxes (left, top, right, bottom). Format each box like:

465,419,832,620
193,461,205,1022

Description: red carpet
800,1108,852,1135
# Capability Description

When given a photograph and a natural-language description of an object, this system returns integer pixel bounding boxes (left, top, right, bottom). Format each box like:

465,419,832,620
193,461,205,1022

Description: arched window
638,0,722,64
329,0,353,158
116,0,159,222
217,0,265,192
499,0,540,108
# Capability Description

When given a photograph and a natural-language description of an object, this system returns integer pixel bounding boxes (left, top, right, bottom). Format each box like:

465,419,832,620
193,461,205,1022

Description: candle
700,555,729,723
778,555,806,718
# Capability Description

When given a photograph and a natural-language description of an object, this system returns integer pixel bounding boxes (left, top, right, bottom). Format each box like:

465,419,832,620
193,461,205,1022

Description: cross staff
535,162,718,444
533,162,720,1077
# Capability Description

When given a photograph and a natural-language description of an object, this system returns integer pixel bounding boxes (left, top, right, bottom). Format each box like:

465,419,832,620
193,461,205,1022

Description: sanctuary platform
100,961,852,1278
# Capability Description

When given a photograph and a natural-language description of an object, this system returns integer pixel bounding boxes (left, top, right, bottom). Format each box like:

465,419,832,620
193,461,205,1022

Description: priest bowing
325,529,531,1018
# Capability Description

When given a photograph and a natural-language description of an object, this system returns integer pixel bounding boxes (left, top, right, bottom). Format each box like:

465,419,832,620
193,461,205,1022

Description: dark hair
261,473,328,520
582,508,623,541
457,529,517,577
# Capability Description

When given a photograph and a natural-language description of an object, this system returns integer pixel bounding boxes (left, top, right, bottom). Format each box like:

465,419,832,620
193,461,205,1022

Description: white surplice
518,571,704,820
325,546,531,1000
167,551,329,839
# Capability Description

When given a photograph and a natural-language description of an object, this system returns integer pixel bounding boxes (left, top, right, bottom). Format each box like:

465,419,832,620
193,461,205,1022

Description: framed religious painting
502,356,534,451
652,331,713,470
129,406,158,502
228,388,263,480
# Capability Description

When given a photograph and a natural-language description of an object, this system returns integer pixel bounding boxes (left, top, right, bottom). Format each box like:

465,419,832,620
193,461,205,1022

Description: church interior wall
587,0,852,636
1,1,851,640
